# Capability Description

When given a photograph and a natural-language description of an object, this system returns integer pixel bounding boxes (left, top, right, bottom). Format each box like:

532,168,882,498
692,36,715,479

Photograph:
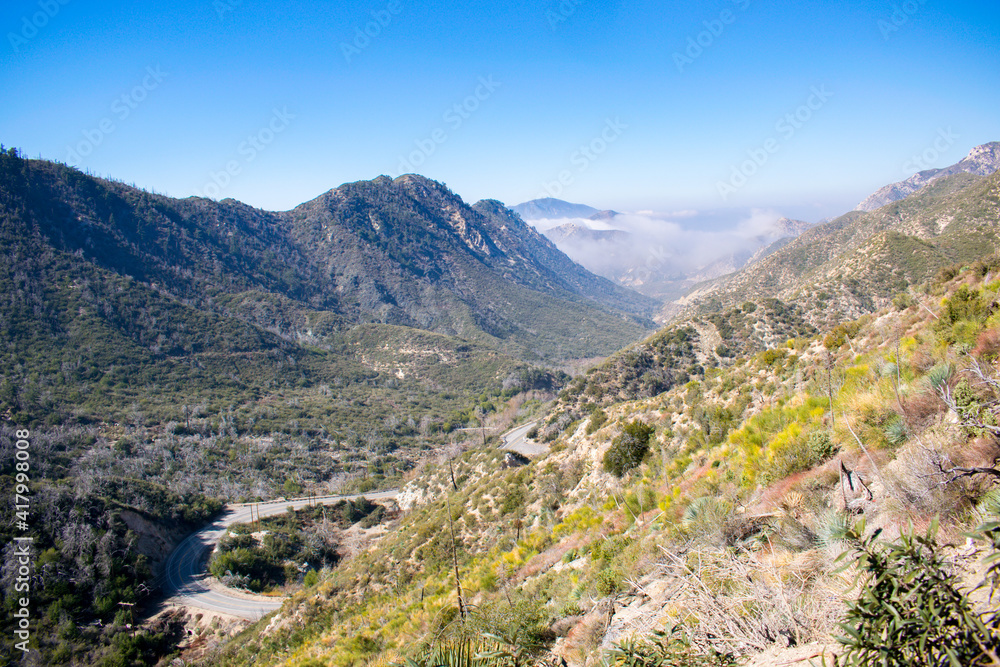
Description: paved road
501,420,546,458
161,490,398,619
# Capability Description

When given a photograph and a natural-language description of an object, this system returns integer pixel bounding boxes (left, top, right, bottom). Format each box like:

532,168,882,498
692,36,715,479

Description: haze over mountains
513,199,813,302
508,141,1000,310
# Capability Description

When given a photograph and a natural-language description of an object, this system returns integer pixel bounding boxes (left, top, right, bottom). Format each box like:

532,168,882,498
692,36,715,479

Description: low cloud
534,208,792,275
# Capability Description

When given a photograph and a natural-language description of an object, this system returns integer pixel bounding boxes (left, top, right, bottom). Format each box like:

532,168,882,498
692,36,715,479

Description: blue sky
2,0,998,221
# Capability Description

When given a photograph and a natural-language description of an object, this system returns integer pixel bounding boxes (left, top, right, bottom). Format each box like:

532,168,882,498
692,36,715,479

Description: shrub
824,321,863,350
595,567,626,595
883,418,909,446
603,420,654,477
586,408,608,435
609,627,737,667
893,292,916,310
835,518,1000,666
759,348,788,367
973,327,1000,361
807,430,838,461
926,363,954,390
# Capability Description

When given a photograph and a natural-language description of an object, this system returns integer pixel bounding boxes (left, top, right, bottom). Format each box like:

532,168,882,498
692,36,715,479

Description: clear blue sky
2,0,998,220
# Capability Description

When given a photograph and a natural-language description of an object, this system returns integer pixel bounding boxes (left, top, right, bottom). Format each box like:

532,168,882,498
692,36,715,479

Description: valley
2,143,1000,667
6,3,1000,664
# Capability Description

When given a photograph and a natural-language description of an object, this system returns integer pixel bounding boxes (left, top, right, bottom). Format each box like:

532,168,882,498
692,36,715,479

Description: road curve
162,490,398,619
501,420,546,458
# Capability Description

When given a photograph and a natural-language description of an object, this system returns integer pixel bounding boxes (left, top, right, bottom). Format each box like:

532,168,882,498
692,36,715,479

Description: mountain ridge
668,171,1000,327
856,140,1000,211
0,156,657,365
510,197,601,220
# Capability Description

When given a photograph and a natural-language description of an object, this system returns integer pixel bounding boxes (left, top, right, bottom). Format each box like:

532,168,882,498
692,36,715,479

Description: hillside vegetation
200,258,1000,666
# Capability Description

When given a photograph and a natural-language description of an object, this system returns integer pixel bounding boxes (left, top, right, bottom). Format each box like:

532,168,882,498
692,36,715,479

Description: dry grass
641,545,842,658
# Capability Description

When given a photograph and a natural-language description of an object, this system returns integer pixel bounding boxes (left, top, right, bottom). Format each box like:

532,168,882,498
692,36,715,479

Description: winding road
161,490,398,619
162,422,541,620
501,420,545,458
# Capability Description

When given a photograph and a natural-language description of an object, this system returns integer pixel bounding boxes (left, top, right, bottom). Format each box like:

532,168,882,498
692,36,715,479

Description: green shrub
595,566,625,595
824,321,863,350
883,418,909,446
759,349,788,367
603,420,654,477
893,292,916,310
807,430,839,461
586,408,608,435
835,518,1000,666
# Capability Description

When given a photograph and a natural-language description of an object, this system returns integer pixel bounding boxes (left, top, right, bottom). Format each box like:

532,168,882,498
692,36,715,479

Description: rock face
856,141,1000,211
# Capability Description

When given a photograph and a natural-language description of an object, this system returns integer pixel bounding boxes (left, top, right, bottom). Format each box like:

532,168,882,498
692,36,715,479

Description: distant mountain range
542,223,630,245
510,197,813,302
856,141,1000,211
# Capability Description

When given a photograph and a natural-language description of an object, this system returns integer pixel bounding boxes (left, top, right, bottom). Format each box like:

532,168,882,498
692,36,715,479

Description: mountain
510,197,601,221
770,216,814,236
204,253,1000,667
0,155,656,369
282,175,657,358
856,141,1000,211
1,149,602,453
670,171,1000,329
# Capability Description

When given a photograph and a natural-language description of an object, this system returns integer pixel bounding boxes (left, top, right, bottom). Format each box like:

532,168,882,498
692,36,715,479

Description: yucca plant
608,626,737,667
883,419,909,446
403,640,485,667
926,363,954,390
